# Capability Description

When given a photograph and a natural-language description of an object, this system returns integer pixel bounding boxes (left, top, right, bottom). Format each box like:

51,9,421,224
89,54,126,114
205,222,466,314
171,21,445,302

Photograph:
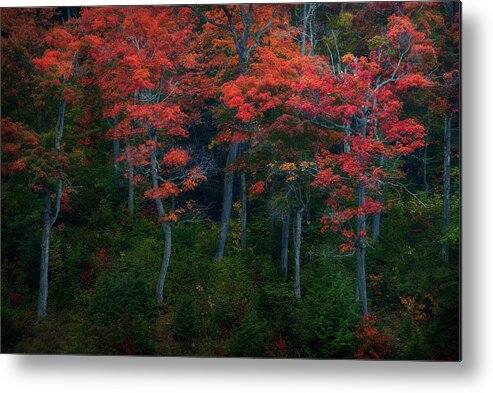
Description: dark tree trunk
294,208,304,300
357,181,368,316
216,142,239,261
37,188,51,318
125,140,135,217
442,116,452,263
280,211,290,278
240,172,247,251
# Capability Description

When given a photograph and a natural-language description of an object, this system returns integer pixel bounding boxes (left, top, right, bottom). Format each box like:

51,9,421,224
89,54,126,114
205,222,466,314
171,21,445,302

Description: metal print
1,2,460,359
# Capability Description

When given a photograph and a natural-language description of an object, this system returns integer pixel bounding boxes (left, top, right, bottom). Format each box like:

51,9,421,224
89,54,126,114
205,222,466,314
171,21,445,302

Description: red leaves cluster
354,315,392,359
1,118,39,176
162,149,191,168
144,181,180,200
248,180,266,196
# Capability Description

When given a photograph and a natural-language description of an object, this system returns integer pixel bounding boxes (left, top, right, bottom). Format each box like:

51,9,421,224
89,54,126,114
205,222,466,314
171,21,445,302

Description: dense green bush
228,311,266,357
89,266,155,326
172,295,199,342
301,259,358,358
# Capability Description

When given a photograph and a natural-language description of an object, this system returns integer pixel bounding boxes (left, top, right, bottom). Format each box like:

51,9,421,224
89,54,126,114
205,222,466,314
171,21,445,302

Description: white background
0,0,490,392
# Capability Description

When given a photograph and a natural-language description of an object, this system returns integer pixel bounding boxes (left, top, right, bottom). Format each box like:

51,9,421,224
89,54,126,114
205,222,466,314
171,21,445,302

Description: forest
1,2,460,359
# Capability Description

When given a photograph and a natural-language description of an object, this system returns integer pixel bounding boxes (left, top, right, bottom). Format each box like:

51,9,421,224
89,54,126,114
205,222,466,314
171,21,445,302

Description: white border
2,0,492,392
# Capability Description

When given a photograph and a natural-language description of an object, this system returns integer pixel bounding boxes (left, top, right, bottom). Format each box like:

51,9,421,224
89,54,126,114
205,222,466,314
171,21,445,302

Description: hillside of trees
1,2,460,359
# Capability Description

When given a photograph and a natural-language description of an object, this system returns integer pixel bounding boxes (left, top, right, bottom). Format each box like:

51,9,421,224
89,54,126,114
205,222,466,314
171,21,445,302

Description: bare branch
245,11,274,58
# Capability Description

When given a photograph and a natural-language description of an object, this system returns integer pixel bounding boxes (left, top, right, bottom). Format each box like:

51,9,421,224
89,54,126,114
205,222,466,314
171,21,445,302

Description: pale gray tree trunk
442,116,452,263
357,181,368,316
240,172,247,251
280,211,290,278
125,139,135,217
216,142,239,261
54,100,65,150
113,139,121,173
191,6,273,261
37,100,65,318
371,192,382,241
301,3,318,56
148,132,173,303
423,131,429,193
371,156,385,241
37,189,51,318
156,221,172,304
294,208,304,300
356,114,369,316
301,4,308,56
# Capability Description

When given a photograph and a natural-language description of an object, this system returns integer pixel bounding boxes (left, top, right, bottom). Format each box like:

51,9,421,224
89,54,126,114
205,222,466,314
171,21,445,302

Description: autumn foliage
1,3,460,359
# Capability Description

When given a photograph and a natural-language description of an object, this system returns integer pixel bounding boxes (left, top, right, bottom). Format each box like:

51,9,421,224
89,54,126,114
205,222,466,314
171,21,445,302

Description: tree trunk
308,4,317,56
37,188,52,318
113,139,121,174
357,181,368,316
240,172,247,251
156,221,172,304
294,208,304,300
423,131,429,193
371,192,382,242
37,100,65,318
216,142,239,261
442,116,452,263
301,4,308,56
280,211,290,278
148,132,172,302
125,139,135,217
54,100,65,151
371,156,385,241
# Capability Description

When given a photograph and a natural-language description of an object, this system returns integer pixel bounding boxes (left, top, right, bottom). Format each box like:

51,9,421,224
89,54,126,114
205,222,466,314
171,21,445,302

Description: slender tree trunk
301,4,308,56
37,188,51,318
357,181,368,316
156,221,172,304
371,156,385,241
442,116,452,263
270,211,276,259
148,132,172,303
54,100,65,151
423,131,429,193
294,208,304,300
125,140,135,216
280,211,290,278
357,113,369,316
240,172,247,251
216,142,239,261
308,4,317,56
113,139,121,173
37,100,65,318
371,192,382,241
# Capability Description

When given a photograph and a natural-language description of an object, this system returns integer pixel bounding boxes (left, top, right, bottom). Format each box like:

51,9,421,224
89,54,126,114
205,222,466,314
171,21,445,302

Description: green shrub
301,259,358,358
214,300,236,331
228,311,266,357
89,266,155,326
172,295,199,342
